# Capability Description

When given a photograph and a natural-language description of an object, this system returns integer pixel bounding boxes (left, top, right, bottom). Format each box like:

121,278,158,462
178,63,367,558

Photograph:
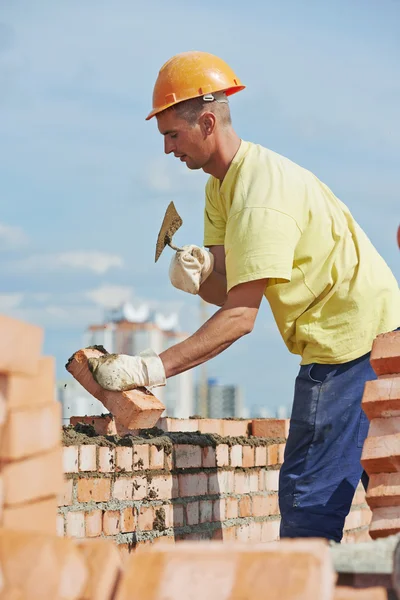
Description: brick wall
58,416,372,560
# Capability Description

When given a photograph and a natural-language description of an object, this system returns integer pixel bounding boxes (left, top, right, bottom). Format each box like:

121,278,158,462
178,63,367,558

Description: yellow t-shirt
204,140,400,364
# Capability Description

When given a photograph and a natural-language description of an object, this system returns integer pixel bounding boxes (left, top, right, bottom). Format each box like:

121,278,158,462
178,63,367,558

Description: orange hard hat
146,50,245,120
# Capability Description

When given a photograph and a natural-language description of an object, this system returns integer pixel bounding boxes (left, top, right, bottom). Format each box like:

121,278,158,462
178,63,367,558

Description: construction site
0,317,398,598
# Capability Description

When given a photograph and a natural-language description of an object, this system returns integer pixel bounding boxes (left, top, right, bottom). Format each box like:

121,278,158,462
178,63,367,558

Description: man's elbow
233,308,257,338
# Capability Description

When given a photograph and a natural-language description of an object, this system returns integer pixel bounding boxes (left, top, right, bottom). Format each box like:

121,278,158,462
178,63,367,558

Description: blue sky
0,0,399,416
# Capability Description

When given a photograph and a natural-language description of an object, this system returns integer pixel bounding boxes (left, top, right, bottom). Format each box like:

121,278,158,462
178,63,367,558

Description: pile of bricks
362,330,400,539
0,312,395,599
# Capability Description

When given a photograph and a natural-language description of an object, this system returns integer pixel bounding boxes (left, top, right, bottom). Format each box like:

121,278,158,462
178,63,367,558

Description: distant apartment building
61,302,194,420
195,378,244,419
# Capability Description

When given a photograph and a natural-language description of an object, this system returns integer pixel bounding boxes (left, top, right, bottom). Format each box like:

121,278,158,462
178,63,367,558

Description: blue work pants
279,351,374,542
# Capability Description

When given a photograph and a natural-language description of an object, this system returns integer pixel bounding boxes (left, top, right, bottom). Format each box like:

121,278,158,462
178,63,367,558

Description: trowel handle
168,242,184,253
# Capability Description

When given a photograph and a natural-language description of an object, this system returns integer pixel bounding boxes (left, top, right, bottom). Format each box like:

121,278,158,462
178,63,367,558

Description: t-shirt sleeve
203,180,226,247
225,207,301,291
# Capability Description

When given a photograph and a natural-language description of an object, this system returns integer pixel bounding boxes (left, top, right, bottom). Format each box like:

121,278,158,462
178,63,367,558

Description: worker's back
204,141,400,363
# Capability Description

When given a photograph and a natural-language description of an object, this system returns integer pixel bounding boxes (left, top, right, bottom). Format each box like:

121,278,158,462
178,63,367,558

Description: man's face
156,110,211,171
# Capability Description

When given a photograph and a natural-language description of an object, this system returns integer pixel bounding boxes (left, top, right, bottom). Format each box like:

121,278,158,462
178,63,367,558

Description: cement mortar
62,423,284,449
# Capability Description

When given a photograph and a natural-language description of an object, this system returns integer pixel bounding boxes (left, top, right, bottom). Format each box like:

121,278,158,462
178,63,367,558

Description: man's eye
170,133,177,139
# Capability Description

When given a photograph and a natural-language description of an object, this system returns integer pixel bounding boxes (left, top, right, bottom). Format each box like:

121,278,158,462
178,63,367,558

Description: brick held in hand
369,506,400,539
370,330,400,377
66,347,165,430
0,528,87,600
115,539,335,600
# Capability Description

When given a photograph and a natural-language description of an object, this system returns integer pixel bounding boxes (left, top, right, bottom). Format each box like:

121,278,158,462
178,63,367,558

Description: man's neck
202,129,241,183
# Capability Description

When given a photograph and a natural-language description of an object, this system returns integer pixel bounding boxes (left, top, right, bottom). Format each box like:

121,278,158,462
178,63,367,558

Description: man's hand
169,245,214,294
87,349,166,391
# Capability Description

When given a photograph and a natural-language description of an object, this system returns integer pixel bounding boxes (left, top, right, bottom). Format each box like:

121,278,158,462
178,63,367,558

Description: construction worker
89,51,400,543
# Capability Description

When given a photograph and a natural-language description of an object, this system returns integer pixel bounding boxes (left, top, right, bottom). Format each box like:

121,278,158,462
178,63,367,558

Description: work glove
87,349,166,392
169,245,214,295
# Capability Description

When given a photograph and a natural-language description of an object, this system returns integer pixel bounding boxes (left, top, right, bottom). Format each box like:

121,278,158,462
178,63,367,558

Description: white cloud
9,251,123,275
0,223,28,249
0,293,23,310
84,284,134,308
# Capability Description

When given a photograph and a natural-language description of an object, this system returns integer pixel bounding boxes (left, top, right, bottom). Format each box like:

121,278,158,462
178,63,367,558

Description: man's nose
164,137,175,155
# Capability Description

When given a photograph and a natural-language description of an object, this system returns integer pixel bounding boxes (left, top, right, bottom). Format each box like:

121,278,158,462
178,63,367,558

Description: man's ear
199,111,216,137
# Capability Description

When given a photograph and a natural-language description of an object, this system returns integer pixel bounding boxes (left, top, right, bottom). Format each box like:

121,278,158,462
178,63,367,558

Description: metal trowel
155,201,184,262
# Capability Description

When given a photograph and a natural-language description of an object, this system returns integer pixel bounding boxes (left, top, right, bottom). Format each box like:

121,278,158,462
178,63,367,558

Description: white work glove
169,245,214,295
87,349,166,392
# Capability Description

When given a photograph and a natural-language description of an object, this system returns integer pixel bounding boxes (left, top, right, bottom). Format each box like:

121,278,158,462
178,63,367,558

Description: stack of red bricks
0,314,123,599
361,330,400,539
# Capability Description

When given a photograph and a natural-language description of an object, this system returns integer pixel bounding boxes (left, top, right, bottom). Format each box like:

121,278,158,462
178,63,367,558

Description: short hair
170,93,232,127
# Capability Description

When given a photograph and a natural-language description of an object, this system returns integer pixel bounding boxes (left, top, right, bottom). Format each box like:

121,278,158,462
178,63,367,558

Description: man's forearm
159,303,253,378
198,270,227,307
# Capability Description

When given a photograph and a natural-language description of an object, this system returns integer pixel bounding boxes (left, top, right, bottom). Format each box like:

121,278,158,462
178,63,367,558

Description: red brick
197,419,223,435
138,506,154,531
215,444,229,466
248,520,263,542
59,477,74,506
149,445,164,469
202,446,216,468
369,416,400,437
361,433,400,473
0,314,43,375
3,496,58,534
0,402,61,460
116,446,133,471
242,445,255,467
133,445,149,470
0,356,55,409
132,476,148,500
66,347,165,429
236,523,250,542
267,444,279,466
77,477,111,503
264,469,280,492
213,498,226,522
157,417,199,432
370,331,400,376
352,484,366,506
278,443,286,464
334,587,387,599
113,477,133,501
63,445,79,473
369,506,400,539
78,538,122,600
0,529,87,599
261,519,281,542
235,471,250,494
79,444,97,472
239,495,252,517
66,510,85,538
186,501,199,525
366,472,400,508
98,446,115,473
57,513,65,537
252,494,279,517
221,419,251,437
248,472,259,492
3,447,64,505
85,509,103,537
199,500,213,523
163,504,174,528
230,445,243,467
362,377,400,419
148,474,173,500
172,504,185,527
252,419,289,439
103,510,120,535
225,497,238,519
255,445,267,466
178,473,207,497
120,507,137,533
70,414,118,435
174,444,202,469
